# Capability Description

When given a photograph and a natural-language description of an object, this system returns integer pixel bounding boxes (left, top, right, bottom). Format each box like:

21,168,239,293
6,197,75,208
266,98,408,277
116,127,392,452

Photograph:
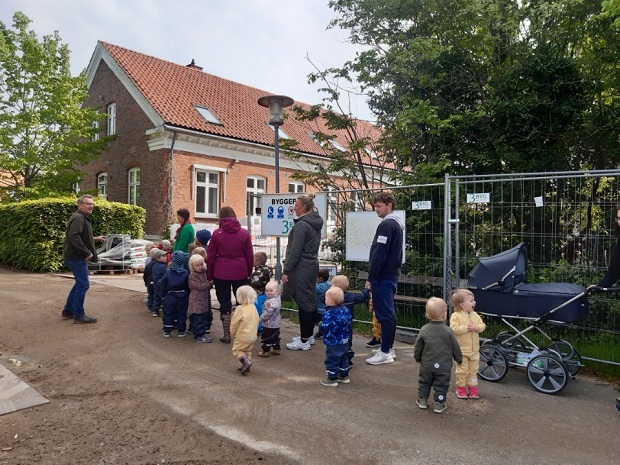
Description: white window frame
247,175,266,216
92,121,100,141
288,181,304,194
194,167,222,217
128,167,140,205
107,103,116,136
97,172,108,199
326,187,338,224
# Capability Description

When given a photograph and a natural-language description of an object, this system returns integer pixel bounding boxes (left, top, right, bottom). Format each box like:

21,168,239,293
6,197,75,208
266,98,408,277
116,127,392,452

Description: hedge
0,197,146,272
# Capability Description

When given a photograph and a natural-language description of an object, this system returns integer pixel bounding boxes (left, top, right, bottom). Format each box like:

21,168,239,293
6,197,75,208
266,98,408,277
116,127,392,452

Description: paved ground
0,267,619,465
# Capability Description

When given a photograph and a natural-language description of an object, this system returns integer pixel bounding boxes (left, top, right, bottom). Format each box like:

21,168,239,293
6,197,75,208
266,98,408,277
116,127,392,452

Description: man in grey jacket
61,195,106,324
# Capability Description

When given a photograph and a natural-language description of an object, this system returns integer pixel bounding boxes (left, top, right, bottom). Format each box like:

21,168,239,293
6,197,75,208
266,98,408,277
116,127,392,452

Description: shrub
0,197,146,272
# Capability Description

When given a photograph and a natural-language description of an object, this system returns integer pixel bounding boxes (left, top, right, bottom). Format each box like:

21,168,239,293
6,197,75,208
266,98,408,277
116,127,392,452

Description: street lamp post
258,95,294,282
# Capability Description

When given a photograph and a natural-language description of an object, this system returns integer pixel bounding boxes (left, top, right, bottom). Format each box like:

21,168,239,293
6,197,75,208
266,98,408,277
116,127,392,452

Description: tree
0,12,109,201
326,0,620,180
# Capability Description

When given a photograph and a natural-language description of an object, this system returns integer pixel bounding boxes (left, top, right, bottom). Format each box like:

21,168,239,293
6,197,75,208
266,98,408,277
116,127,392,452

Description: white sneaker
286,338,311,351
372,348,397,359
366,350,394,365
292,335,315,345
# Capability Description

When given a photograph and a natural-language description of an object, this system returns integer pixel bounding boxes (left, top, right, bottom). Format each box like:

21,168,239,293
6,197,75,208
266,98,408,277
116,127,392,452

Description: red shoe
468,386,479,399
456,386,468,399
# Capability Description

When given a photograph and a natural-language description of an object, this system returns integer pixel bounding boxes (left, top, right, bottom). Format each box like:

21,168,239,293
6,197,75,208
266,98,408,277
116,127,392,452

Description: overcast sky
0,0,373,121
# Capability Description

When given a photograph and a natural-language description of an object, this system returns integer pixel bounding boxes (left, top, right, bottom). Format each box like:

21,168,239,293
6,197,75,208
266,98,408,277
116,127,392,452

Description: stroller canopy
468,243,527,291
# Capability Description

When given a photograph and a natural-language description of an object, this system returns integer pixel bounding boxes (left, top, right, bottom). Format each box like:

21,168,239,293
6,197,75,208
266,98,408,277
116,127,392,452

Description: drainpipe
167,131,178,234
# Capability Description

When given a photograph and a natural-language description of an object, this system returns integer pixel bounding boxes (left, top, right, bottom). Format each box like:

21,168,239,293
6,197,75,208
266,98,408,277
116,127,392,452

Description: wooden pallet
90,267,138,275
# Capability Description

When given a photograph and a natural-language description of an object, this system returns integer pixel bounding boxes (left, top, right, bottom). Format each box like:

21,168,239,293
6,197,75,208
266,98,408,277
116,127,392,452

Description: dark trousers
299,310,317,340
146,283,155,309
324,343,350,380
190,312,211,338
261,327,281,352
162,292,188,333
153,286,163,313
370,279,397,353
418,366,451,403
214,278,248,315
347,321,355,365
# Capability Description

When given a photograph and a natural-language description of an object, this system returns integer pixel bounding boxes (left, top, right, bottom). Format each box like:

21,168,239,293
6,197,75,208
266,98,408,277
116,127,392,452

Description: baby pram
467,243,588,395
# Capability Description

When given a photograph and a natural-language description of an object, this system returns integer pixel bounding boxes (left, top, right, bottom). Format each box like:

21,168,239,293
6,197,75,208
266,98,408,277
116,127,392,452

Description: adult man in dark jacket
61,195,106,324
365,192,404,365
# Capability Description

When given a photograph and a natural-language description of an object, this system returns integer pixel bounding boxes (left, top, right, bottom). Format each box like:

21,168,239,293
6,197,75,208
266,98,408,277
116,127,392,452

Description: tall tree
0,12,108,201
327,0,620,180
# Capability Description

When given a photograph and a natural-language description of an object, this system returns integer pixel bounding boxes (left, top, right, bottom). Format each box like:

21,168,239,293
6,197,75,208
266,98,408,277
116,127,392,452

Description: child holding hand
450,289,486,399
320,286,352,387
188,254,213,343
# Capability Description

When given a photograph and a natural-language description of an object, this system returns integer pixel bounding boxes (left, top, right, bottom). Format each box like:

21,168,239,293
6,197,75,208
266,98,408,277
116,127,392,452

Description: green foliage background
0,197,145,272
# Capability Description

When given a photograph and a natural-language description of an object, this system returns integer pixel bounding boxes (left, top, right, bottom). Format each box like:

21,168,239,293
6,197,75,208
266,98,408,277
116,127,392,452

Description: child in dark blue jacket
151,249,168,317
159,251,190,337
320,286,352,387
330,275,370,367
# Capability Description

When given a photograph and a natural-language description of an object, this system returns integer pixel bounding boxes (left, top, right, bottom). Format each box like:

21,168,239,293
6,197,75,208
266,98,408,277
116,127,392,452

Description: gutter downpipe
168,130,178,232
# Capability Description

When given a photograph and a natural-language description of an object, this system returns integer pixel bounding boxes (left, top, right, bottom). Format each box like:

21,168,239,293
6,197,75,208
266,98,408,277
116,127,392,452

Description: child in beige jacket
230,286,259,375
450,289,486,399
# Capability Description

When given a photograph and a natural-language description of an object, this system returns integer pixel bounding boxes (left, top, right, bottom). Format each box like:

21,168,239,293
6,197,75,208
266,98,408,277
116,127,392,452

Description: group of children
143,241,486,405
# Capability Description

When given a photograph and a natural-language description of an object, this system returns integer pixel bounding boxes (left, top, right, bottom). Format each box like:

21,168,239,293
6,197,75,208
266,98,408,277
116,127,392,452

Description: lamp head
258,95,294,126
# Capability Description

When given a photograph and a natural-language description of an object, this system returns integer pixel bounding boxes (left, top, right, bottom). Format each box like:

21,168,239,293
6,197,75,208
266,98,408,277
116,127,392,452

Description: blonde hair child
449,289,486,399
230,285,259,374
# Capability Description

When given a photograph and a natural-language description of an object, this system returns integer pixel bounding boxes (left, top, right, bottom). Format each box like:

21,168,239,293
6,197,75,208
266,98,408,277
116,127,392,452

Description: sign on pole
260,193,327,237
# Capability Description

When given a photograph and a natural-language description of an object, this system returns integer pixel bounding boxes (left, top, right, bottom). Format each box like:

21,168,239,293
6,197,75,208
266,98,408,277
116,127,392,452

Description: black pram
467,243,588,395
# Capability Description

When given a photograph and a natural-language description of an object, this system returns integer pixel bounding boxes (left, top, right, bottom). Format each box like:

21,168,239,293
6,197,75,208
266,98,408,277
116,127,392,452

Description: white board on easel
345,211,406,262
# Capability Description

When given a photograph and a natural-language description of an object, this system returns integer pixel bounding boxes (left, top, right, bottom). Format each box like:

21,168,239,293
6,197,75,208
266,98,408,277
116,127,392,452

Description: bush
0,197,146,272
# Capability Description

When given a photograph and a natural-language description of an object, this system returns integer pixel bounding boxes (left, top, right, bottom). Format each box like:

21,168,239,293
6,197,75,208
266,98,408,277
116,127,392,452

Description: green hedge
0,197,146,272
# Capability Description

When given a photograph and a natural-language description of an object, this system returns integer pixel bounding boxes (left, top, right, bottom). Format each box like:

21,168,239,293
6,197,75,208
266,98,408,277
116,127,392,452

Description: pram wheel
526,354,569,395
478,344,509,382
495,331,527,352
546,340,581,378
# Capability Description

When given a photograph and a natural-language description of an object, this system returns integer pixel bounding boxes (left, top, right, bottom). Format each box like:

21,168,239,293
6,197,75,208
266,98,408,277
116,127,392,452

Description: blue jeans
63,260,90,318
370,279,397,354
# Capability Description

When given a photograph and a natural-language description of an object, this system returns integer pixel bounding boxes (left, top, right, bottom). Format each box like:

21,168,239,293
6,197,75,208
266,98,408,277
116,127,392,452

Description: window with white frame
247,176,266,216
107,103,116,136
288,181,304,194
92,121,100,141
128,168,140,205
350,190,365,211
97,172,108,199
195,169,220,216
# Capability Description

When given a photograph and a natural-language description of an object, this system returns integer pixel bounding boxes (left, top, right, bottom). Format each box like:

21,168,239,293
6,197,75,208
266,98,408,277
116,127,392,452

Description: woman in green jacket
173,208,195,253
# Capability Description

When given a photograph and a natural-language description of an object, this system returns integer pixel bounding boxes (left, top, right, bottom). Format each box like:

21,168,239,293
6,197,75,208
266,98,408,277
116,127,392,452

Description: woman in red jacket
207,206,254,343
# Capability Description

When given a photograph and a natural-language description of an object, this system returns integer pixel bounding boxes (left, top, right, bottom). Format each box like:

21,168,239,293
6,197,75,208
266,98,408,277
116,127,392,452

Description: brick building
81,42,383,236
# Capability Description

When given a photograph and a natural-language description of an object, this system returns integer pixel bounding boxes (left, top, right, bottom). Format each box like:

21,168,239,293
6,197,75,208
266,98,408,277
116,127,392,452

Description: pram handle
586,285,620,294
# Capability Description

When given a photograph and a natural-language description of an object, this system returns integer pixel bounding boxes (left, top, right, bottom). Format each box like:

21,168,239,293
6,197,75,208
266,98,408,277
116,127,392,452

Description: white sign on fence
260,193,327,237
412,200,432,210
345,210,406,262
466,193,491,203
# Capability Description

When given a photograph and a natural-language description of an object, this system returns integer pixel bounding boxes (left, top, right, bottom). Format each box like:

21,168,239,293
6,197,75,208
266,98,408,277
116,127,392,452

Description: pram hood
468,242,528,291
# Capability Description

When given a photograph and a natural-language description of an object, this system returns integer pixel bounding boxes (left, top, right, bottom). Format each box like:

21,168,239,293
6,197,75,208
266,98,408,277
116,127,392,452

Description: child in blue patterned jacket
320,286,352,387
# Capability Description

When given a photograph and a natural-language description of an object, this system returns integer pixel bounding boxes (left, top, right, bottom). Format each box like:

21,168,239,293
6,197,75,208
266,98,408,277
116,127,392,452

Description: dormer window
194,105,222,125
329,139,347,152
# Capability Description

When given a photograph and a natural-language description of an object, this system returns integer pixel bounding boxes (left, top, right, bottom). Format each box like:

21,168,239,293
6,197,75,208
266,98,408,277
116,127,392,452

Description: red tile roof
98,41,381,158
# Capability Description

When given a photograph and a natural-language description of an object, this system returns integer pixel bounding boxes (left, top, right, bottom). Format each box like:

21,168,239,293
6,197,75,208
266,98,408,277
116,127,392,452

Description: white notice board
260,193,327,238
345,211,406,262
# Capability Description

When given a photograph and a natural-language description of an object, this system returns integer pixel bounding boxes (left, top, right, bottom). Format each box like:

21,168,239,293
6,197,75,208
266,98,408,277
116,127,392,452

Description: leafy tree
326,0,620,180
0,12,109,201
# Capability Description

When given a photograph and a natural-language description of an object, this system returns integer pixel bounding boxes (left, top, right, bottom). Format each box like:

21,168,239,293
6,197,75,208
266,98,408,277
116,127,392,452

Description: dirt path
0,268,618,465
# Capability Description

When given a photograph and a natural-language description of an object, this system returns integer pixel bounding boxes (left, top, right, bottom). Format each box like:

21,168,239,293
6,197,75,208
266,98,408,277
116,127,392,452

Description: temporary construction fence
251,169,620,366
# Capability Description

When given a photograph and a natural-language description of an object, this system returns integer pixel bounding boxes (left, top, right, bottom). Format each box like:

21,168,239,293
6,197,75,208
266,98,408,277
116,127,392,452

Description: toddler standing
314,268,330,339
230,285,259,375
257,281,282,357
160,251,190,337
320,286,352,387
188,254,213,343
450,289,486,399
414,297,463,413
150,249,168,317
250,252,272,334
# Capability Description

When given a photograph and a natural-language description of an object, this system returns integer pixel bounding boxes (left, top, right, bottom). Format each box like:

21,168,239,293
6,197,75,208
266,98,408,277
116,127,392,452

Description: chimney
186,59,203,71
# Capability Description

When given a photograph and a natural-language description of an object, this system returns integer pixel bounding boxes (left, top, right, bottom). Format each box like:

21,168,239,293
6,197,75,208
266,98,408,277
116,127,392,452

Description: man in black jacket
61,194,106,324
365,192,404,365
